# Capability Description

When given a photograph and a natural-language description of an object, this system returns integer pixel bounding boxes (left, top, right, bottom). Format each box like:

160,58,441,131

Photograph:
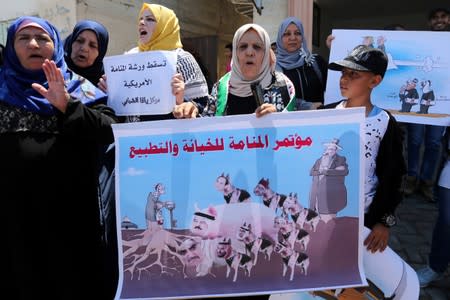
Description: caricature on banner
113,109,370,299
103,50,177,116
326,29,450,126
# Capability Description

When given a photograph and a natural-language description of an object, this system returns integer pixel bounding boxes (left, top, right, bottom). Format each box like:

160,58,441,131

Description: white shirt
336,102,389,212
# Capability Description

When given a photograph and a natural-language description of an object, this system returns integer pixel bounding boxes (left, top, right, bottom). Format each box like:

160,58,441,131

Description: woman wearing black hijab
64,19,109,86
0,16,117,298
65,19,119,298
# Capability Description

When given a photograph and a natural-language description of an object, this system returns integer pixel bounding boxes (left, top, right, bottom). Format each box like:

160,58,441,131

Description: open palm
32,59,70,113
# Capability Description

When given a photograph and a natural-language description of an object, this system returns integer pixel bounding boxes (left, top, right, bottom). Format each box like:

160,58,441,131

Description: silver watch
381,214,397,227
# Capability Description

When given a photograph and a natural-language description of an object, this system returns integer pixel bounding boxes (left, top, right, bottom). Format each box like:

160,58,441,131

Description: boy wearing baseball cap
325,44,406,254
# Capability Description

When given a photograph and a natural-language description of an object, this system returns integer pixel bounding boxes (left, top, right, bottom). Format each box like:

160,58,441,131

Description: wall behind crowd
0,0,76,44
253,0,289,44
3,0,444,81
0,0,249,81
76,0,249,82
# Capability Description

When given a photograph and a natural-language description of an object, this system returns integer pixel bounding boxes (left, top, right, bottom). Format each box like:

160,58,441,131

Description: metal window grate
228,0,263,18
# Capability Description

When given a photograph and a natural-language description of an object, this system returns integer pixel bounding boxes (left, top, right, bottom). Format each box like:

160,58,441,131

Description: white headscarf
229,23,273,97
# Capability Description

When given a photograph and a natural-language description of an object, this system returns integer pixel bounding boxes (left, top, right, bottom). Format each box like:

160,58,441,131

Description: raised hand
326,34,335,49
171,73,185,105
32,59,70,113
98,74,108,93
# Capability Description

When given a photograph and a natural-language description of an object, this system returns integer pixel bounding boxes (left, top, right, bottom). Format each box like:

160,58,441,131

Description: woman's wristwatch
380,213,397,227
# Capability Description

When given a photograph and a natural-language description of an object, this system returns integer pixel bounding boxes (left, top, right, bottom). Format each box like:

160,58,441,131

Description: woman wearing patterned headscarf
64,19,109,86
276,17,327,110
204,23,296,117
100,3,209,121
0,16,117,298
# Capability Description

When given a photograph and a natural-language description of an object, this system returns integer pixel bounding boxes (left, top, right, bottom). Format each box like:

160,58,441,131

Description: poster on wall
325,29,450,126
112,109,367,299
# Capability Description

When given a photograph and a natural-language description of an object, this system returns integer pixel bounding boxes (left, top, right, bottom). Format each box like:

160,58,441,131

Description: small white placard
104,50,177,116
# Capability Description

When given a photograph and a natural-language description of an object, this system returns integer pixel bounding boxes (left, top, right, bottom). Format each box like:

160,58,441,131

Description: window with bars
0,16,39,46
0,18,18,45
0,20,10,45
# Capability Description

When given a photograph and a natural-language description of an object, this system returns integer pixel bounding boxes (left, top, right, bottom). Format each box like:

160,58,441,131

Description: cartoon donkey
215,173,251,204
283,193,320,232
236,221,274,264
216,238,254,282
275,217,310,252
274,240,310,281
253,178,287,214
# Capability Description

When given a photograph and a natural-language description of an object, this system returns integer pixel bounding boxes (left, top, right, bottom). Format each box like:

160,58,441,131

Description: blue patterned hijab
0,16,106,115
64,20,109,85
276,17,315,71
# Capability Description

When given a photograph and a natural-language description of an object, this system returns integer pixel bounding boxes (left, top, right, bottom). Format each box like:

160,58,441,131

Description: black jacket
281,54,327,104
1,100,118,299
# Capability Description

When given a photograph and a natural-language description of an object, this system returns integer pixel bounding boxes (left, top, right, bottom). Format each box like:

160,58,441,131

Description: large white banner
112,109,367,299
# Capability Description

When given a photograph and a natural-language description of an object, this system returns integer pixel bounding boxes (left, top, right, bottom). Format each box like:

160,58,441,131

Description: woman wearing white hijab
204,23,296,117
276,17,327,110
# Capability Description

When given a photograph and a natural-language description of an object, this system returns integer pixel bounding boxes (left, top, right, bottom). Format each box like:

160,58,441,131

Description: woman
276,17,327,110
100,2,209,121
224,42,232,73
0,16,117,298
205,23,296,117
64,19,109,86
64,20,118,292
98,4,208,286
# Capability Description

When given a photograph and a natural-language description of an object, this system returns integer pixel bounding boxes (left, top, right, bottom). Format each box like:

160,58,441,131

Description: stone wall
76,0,249,80
0,0,76,44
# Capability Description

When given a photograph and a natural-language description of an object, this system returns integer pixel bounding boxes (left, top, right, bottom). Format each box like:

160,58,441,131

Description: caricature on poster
325,29,450,126
269,226,420,300
112,109,368,299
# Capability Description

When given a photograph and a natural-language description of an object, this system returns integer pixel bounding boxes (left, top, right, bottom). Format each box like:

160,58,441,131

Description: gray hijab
229,23,273,97
276,17,314,71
